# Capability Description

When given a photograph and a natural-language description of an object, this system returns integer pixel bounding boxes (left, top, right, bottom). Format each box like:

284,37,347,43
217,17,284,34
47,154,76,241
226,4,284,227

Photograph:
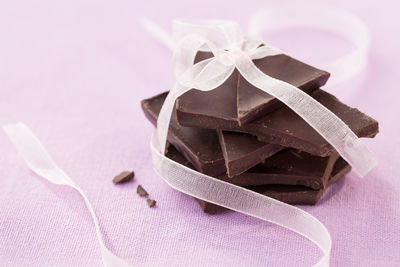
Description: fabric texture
0,0,399,266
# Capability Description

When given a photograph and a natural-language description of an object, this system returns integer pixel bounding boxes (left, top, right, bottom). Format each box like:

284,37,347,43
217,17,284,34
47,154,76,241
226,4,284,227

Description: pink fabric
0,0,399,266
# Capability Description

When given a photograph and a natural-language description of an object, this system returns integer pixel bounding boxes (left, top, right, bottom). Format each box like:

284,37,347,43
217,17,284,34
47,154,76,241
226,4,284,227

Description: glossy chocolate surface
177,89,379,157
164,143,349,213
141,92,226,176
237,54,330,124
217,131,283,177
196,157,351,214
177,52,329,125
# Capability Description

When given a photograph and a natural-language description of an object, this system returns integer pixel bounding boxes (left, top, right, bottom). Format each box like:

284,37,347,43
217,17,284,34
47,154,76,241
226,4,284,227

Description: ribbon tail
3,122,132,267
150,133,331,267
234,56,377,177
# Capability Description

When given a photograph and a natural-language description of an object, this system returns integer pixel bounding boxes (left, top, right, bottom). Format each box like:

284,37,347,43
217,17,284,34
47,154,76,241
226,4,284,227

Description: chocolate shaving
147,199,156,208
112,171,134,184
137,185,149,197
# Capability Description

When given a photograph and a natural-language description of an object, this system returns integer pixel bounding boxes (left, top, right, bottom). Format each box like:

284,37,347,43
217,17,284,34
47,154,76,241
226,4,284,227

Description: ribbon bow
172,20,282,89
156,19,377,177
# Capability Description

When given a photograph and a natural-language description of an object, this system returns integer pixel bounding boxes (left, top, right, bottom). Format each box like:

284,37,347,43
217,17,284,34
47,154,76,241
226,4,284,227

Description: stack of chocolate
141,52,379,214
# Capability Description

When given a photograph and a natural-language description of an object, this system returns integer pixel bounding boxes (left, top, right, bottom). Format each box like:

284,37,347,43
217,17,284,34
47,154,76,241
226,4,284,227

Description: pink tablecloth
1,0,399,266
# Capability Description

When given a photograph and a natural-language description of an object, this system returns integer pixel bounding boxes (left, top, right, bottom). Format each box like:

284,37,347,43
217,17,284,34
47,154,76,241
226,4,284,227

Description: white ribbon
150,134,331,266
2,7,375,267
4,122,331,266
142,8,375,267
247,5,371,87
3,123,132,267
154,18,376,177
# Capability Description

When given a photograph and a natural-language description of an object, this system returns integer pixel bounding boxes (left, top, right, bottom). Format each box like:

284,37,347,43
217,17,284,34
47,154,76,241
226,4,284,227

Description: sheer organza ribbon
3,6,374,267
3,123,132,267
145,7,375,267
155,18,376,176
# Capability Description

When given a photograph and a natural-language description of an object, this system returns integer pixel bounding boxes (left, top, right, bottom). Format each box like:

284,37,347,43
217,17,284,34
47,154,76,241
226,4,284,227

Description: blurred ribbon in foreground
3,5,373,267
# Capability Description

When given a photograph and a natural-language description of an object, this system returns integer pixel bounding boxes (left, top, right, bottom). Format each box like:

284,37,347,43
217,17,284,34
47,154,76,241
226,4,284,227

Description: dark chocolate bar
217,131,283,177
196,157,351,214
166,143,338,189
177,89,379,157
178,52,329,126
177,70,241,128
237,54,330,124
142,92,343,182
141,92,226,176
237,149,339,189
142,92,281,178
164,143,347,214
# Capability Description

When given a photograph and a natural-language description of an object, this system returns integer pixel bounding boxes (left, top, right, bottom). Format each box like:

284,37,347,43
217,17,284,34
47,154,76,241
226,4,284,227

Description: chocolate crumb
112,171,134,184
147,199,156,207
137,185,149,197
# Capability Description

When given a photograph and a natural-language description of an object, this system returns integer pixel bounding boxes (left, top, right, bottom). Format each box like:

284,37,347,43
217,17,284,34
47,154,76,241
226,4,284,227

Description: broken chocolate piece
112,171,135,184
178,52,329,126
137,185,149,197
259,149,339,189
147,199,157,208
142,92,348,187
177,89,379,157
237,54,330,124
249,184,325,205
165,142,345,215
166,140,337,189
196,157,351,214
176,70,240,129
141,92,226,176
143,92,330,179
217,131,283,177
164,142,349,213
